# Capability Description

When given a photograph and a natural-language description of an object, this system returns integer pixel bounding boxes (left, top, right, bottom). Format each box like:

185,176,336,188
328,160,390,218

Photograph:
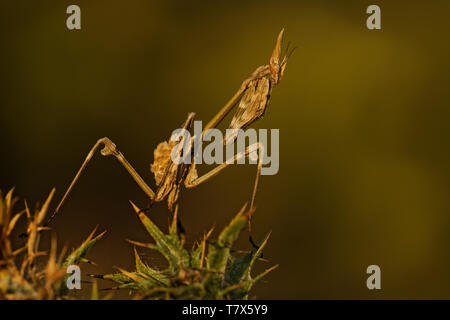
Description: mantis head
269,28,294,86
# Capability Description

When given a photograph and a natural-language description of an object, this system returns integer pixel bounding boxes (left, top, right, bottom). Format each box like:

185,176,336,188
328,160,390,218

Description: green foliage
64,227,106,267
95,202,277,300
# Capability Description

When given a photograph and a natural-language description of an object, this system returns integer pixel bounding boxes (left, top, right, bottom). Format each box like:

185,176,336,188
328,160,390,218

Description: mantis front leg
46,137,155,225
184,142,264,233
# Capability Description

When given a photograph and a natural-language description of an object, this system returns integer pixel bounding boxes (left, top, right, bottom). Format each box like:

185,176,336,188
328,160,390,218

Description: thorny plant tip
88,201,278,299
1,29,290,300
0,189,106,299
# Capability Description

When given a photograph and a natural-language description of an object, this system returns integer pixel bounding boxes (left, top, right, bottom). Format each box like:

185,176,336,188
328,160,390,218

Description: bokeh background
1,0,450,299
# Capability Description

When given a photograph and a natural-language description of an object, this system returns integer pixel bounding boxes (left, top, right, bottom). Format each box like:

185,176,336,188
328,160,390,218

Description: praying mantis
46,29,293,241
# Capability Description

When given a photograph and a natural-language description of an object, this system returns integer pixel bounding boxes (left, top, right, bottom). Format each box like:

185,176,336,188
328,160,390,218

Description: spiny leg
46,137,155,225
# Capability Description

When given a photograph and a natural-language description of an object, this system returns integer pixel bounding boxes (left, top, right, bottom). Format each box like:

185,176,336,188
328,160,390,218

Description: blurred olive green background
1,1,450,299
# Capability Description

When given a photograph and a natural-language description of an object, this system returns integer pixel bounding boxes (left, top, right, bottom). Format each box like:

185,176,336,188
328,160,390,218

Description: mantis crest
47,29,293,240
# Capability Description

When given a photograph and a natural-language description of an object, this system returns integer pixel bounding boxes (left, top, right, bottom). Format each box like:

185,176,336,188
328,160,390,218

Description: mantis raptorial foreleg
46,137,155,225
184,142,264,233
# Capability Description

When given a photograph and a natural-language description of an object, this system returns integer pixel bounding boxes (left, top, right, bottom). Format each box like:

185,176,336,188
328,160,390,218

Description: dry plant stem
1,189,105,299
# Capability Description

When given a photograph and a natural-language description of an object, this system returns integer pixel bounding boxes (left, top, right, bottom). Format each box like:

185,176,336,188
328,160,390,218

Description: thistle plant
0,189,105,300
0,189,276,300
92,202,277,300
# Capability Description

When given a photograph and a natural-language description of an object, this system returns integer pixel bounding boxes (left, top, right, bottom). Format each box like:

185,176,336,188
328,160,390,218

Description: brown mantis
46,29,293,241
